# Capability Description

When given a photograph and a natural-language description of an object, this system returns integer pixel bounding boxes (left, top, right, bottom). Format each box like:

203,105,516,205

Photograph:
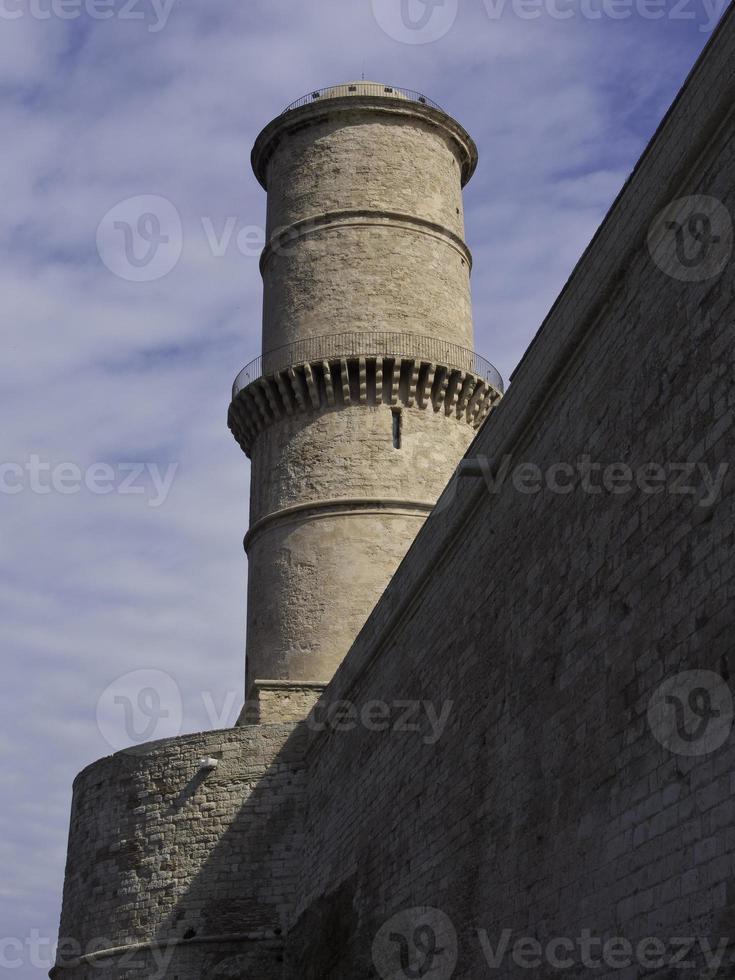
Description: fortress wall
54,724,306,980
289,16,735,979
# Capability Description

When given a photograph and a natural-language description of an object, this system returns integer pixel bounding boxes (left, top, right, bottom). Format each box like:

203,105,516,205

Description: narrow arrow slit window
392,408,402,449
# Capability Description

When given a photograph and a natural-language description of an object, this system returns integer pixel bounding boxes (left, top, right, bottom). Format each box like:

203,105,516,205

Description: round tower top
283,81,434,111
251,81,477,189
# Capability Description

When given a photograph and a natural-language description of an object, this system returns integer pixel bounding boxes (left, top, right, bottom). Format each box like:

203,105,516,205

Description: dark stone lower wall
288,16,735,979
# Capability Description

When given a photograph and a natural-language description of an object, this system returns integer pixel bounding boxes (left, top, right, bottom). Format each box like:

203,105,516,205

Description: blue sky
0,0,727,972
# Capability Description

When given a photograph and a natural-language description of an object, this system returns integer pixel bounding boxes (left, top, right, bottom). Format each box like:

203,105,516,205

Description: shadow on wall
147,725,306,980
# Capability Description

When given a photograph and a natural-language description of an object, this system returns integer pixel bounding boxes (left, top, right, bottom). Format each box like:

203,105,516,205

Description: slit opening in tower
391,408,402,449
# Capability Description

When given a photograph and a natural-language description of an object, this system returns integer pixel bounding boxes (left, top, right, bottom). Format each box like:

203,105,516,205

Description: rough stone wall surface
262,223,473,351
244,403,473,686
54,724,306,980
263,114,468,239
242,682,326,725
242,93,485,695
288,20,735,979
248,402,473,521
247,510,427,686
259,106,474,352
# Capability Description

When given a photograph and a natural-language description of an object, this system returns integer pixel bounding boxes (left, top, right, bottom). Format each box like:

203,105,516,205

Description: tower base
237,680,327,726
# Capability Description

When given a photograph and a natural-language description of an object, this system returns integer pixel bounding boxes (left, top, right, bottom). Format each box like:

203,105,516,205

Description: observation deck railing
282,84,443,115
232,331,504,399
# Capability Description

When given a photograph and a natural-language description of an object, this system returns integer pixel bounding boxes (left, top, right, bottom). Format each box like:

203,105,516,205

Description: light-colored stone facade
231,85,502,701
253,91,476,351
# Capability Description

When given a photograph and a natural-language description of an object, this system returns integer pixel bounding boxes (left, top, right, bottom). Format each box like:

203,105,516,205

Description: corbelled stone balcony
228,330,504,456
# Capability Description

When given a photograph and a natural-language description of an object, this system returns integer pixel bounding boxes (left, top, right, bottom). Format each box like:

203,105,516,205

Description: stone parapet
229,352,501,456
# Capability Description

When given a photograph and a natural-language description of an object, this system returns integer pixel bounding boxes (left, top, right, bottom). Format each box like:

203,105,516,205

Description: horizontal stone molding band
243,496,434,552
50,932,282,974
248,678,329,689
252,96,478,189
228,354,503,455
259,208,473,274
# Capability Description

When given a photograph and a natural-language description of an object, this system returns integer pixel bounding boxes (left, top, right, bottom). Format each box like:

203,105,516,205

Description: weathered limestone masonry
289,18,735,980
53,82,504,980
54,725,306,979
228,81,503,712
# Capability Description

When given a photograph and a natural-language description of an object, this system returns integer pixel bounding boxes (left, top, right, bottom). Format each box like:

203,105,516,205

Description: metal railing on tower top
232,331,504,398
282,84,443,115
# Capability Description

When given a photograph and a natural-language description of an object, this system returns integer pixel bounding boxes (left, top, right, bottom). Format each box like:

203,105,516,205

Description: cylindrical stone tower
229,81,503,717
51,83,504,980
